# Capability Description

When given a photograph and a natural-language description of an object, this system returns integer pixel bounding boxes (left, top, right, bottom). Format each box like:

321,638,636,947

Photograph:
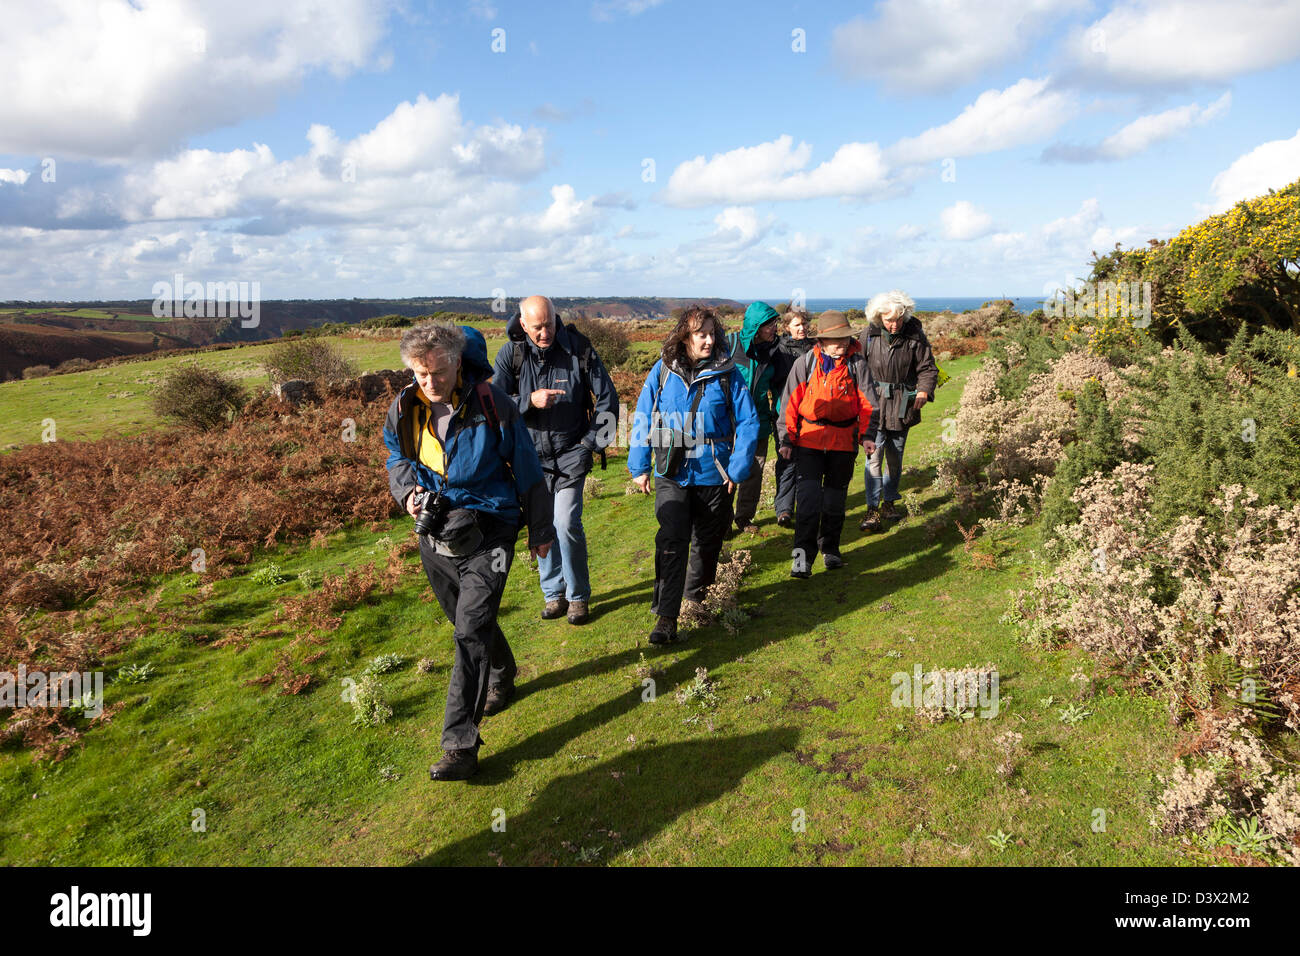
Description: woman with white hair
857,290,938,533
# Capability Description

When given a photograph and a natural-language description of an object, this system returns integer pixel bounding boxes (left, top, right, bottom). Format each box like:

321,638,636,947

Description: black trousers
774,447,797,516
417,515,518,752
793,447,858,564
652,479,733,620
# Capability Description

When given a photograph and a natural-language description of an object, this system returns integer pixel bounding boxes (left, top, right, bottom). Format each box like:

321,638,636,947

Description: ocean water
801,297,1044,314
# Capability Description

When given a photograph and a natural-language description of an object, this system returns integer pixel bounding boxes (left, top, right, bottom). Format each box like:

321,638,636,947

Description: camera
412,488,451,538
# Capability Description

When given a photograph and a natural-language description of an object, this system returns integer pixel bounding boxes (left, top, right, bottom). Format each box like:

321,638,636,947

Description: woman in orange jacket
776,311,880,576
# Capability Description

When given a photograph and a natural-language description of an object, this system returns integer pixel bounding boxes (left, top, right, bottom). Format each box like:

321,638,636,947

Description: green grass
0,355,1192,865
0,307,163,321
0,328,500,451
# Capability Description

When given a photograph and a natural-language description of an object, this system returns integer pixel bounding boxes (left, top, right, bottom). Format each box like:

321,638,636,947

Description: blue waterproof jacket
628,346,760,486
383,326,556,547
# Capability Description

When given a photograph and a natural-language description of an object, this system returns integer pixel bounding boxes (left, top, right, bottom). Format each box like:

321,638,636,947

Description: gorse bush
1040,380,1125,532
22,364,51,379
1086,176,1300,345
1123,327,1300,531
262,338,358,384
569,317,630,368
152,365,248,430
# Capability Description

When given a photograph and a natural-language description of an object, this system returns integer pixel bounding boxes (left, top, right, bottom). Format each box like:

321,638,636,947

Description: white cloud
711,207,767,246
0,169,31,186
0,0,392,159
537,185,599,234
940,201,994,240
1043,92,1231,162
95,94,548,227
832,0,1086,93
1208,129,1300,212
888,78,1076,166
895,224,926,241
660,135,893,207
1065,0,1300,88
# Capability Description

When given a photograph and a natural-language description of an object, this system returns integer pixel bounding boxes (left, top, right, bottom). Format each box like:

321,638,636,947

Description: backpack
790,349,864,439
509,330,607,470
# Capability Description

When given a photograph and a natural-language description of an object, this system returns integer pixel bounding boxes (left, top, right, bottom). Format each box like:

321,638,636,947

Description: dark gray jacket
492,315,620,492
857,317,939,432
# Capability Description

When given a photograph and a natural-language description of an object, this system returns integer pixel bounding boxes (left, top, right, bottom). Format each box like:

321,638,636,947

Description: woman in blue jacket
629,307,760,644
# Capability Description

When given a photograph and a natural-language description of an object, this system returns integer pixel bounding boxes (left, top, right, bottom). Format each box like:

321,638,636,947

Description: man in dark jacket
724,301,781,536
383,321,556,781
491,295,619,625
856,291,939,532
770,307,814,525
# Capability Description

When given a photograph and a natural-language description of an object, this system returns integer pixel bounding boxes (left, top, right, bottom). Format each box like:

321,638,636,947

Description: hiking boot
790,556,811,579
429,748,479,781
776,512,793,527
823,552,844,570
541,598,569,620
859,506,882,533
483,682,515,717
567,600,590,625
881,500,906,521
648,616,678,645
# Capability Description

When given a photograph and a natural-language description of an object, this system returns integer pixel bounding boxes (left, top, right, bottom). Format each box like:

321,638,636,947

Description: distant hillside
0,297,742,378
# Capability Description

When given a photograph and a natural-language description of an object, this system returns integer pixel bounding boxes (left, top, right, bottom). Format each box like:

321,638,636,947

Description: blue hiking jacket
628,347,760,486
383,326,556,547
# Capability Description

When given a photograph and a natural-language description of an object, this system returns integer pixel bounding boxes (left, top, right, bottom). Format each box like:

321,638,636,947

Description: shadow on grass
413,727,799,866
478,513,957,778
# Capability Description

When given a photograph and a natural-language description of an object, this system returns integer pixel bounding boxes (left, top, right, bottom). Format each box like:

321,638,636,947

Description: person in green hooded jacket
724,301,782,535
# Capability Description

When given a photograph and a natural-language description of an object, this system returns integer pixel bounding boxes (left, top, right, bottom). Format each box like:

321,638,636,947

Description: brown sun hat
813,310,855,339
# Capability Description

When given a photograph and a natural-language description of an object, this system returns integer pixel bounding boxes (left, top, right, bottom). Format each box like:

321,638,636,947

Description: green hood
738,301,780,356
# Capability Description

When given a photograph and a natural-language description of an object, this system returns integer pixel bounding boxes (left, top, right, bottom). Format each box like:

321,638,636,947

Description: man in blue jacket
383,322,555,781
628,307,760,644
492,295,619,626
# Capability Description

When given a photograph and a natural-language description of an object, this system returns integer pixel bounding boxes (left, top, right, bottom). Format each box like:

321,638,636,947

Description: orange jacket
779,342,878,452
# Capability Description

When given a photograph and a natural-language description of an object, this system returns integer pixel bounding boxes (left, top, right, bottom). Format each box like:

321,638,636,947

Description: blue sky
1,0,1298,302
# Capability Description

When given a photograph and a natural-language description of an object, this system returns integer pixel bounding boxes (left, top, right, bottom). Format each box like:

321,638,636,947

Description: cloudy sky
1,0,1298,302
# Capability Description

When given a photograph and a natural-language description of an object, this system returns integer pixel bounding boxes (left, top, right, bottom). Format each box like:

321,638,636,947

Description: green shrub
1131,327,1300,530
1040,381,1125,532
622,348,658,376
350,675,392,727
360,314,412,329
152,365,248,430
569,317,630,367
262,338,358,384
987,319,1069,400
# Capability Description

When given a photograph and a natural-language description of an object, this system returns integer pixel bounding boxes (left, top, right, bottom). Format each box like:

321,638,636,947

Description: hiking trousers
418,515,519,751
793,447,858,564
731,433,769,526
652,479,733,620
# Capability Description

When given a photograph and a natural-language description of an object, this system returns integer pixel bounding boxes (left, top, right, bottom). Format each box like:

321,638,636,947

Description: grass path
0,355,1190,865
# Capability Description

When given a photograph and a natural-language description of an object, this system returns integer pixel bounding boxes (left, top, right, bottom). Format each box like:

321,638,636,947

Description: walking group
382,292,938,779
